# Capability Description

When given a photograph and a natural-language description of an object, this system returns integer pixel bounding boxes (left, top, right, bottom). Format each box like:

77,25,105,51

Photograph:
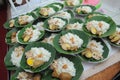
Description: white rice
77,6,92,13
29,29,41,42
42,34,57,45
47,7,56,16
19,15,34,23
59,33,83,48
48,18,66,29
51,57,76,76
86,20,110,34
53,11,71,20
33,22,44,31
11,46,24,67
66,22,83,30
66,0,80,6
26,47,51,62
87,40,104,54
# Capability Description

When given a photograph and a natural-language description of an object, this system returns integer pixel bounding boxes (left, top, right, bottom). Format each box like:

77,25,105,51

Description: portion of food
51,57,76,80
22,27,41,42
25,47,51,68
33,22,44,31
39,7,56,17
82,40,103,60
11,46,24,67
76,5,92,14
48,17,66,30
18,15,34,25
11,32,17,43
42,34,57,45
65,0,80,6
59,33,83,51
86,20,110,36
53,10,73,20
66,22,83,30
9,19,15,28
109,27,120,45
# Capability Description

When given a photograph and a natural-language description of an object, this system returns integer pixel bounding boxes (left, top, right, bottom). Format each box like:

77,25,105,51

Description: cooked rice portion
11,46,24,67
22,27,41,42
54,11,71,20
66,22,83,30
66,0,80,6
86,20,110,35
82,40,104,60
33,22,44,31
109,27,120,44
40,7,56,16
59,33,83,51
76,6,92,14
18,15,34,25
25,47,51,68
42,34,57,45
51,57,76,80
48,18,65,30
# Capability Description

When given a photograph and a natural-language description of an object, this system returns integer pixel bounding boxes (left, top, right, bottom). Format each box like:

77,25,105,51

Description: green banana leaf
74,5,96,16
37,6,59,18
20,42,56,73
53,30,90,54
78,38,110,63
14,13,35,28
42,55,84,80
4,18,17,29
43,17,68,32
107,25,120,47
64,0,83,7
17,24,45,44
4,44,25,70
5,28,18,45
83,16,117,37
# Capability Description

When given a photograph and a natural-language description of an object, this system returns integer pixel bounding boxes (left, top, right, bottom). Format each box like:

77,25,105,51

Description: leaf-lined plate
16,24,45,44
78,38,111,63
53,30,90,54
42,54,84,80
107,25,120,47
5,28,18,45
20,42,56,73
37,5,60,18
4,44,25,70
43,17,68,32
64,0,83,8
4,18,17,29
74,5,96,16
83,16,117,37
15,13,35,28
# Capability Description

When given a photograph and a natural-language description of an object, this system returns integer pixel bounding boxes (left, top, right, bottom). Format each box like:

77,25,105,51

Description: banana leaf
74,5,96,16
78,38,110,63
43,17,68,32
48,2,64,10
53,30,90,54
17,24,45,44
4,18,17,29
5,28,18,45
42,55,84,80
4,44,25,70
20,42,56,73
83,16,117,37
107,25,120,47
